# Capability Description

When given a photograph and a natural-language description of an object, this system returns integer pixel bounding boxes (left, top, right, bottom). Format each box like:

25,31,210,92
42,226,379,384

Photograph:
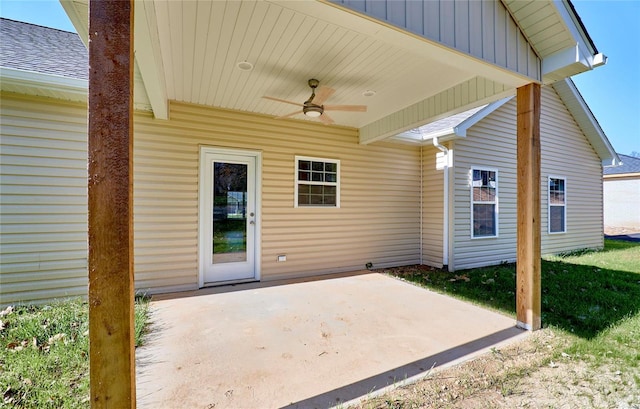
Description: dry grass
358,240,640,408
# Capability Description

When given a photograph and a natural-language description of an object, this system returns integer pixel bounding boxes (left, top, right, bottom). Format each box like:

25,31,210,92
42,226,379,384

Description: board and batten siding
0,92,88,304
332,0,540,81
421,145,445,267
133,101,421,293
450,86,604,271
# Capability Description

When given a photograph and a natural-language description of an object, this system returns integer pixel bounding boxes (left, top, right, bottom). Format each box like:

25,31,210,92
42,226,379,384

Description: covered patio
60,0,606,406
136,272,525,408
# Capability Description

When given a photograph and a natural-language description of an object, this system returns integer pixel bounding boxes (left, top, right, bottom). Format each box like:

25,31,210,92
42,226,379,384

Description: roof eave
0,66,88,102
541,1,607,84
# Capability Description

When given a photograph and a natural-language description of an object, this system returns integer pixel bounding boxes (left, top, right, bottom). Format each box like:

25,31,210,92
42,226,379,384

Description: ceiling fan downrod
303,79,323,117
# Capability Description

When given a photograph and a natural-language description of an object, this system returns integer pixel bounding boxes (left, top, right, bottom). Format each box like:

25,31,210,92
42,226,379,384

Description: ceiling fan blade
324,104,367,112
275,110,302,119
319,112,335,125
313,86,335,105
263,96,303,107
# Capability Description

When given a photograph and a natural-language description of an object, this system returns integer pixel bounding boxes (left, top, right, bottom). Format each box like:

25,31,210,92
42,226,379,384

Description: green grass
383,239,640,364
1,296,149,408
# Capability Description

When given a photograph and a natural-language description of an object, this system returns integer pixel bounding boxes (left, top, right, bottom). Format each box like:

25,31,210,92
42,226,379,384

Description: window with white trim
295,156,340,207
471,168,498,238
548,177,566,233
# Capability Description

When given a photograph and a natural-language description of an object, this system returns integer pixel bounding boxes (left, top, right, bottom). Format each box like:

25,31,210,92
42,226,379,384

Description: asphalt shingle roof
0,18,87,80
396,104,487,139
604,154,640,175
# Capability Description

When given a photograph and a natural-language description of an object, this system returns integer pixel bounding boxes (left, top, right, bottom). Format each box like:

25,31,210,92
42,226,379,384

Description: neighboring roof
0,18,87,80
551,78,620,166
604,154,640,176
0,18,154,109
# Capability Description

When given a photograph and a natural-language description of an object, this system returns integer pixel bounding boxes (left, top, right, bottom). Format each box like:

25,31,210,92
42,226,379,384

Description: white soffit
503,0,606,83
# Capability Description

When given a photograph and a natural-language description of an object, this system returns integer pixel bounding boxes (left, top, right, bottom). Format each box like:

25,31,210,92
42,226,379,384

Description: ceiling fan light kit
263,78,367,125
303,105,323,117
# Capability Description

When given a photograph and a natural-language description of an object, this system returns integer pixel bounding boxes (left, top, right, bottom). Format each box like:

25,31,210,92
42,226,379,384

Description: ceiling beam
60,0,89,46
134,0,169,120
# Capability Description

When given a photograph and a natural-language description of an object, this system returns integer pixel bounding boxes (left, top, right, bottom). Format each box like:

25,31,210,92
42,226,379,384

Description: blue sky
1,0,638,155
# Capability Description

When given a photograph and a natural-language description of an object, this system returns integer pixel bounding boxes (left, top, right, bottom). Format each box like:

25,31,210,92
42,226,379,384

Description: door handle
249,220,255,225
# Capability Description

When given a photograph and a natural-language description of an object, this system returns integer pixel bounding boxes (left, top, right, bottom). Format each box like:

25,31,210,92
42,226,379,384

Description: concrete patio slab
136,272,527,409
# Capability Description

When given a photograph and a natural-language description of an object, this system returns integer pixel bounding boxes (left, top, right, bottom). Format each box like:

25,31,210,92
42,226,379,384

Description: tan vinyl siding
421,145,444,267
451,99,518,271
540,87,604,254
0,92,88,304
451,87,605,270
133,101,421,292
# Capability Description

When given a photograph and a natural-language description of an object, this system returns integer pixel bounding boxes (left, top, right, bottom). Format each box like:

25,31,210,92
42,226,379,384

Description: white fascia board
552,78,620,166
0,66,88,97
453,96,514,137
134,0,169,120
421,128,456,141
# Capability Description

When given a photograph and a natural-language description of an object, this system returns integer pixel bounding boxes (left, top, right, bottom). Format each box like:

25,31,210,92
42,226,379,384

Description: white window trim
470,166,499,239
294,156,340,208
548,175,567,234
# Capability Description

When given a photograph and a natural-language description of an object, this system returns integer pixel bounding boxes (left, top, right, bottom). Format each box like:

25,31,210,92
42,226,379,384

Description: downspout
419,145,424,265
432,137,449,267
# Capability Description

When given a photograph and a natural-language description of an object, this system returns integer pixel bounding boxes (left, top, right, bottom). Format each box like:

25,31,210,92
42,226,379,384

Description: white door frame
198,146,261,287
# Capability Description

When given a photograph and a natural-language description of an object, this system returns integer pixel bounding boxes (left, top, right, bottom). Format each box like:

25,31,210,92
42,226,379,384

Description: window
548,177,566,233
471,168,498,238
295,156,340,207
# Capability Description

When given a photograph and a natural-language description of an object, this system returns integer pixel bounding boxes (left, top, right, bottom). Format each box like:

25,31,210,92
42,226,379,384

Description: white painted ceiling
149,0,513,128
61,0,591,132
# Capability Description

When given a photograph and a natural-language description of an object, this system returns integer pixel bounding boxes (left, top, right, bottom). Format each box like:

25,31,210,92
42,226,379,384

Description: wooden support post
88,1,135,407
516,83,541,331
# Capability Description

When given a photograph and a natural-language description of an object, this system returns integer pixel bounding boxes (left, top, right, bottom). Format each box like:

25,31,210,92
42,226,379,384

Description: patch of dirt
356,329,640,409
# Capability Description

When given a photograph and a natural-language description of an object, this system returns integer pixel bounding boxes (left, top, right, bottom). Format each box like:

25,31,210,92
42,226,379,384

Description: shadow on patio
136,272,527,409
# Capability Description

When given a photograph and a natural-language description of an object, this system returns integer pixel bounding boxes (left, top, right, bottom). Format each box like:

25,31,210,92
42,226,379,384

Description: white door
199,148,260,285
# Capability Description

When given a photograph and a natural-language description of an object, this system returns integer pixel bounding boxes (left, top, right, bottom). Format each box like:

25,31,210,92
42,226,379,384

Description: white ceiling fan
263,79,367,125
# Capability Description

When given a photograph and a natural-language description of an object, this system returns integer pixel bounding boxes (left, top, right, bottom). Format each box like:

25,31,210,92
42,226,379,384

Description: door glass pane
213,162,247,264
